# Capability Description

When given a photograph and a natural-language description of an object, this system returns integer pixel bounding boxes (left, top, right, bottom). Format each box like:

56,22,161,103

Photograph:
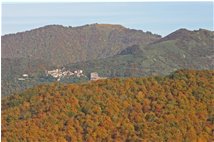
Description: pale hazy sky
2,2,213,36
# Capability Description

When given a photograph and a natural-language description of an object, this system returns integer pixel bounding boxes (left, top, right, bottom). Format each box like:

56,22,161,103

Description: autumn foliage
2,70,214,141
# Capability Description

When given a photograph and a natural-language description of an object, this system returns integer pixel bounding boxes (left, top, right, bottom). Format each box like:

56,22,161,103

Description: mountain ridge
2,23,161,66
2,23,161,37
153,28,214,44
1,24,214,96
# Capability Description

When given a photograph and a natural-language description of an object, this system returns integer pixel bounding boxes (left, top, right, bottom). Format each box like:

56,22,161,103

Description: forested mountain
2,24,161,65
147,28,214,69
65,28,214,77
1,25,214,141
1,24,214,96
2,70,214,141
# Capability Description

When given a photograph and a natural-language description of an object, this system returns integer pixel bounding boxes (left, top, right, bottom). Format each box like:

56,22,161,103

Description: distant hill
65,28,214,77
2,24,161,66
2,70,214,141
1,24,161,96
1,24,214,96
146,28,214,69
156,28,213,43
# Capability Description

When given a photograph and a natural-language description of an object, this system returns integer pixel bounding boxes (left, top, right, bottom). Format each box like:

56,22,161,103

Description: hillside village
45,68,86,81
46,68,107,81
17,68,107,82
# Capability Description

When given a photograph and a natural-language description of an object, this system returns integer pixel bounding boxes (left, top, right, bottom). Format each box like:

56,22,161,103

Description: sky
2,2,213,36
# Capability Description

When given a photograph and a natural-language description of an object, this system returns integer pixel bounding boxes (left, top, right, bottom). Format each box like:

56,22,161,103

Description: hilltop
2,23,161,66
2,70,214,141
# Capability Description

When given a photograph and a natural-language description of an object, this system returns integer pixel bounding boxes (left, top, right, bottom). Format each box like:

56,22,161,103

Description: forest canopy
2,69,214,142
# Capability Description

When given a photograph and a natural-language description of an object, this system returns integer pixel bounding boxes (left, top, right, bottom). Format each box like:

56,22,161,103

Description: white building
22,74,28,77
90,72,99,80
90,72,107,81
18,78,25,81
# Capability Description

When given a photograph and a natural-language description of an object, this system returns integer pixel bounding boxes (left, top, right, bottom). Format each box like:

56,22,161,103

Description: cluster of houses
45,68,86,81
18,74,29,81
17,69,107,82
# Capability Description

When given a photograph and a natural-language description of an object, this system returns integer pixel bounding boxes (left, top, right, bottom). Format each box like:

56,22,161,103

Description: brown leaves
2,70,214,141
